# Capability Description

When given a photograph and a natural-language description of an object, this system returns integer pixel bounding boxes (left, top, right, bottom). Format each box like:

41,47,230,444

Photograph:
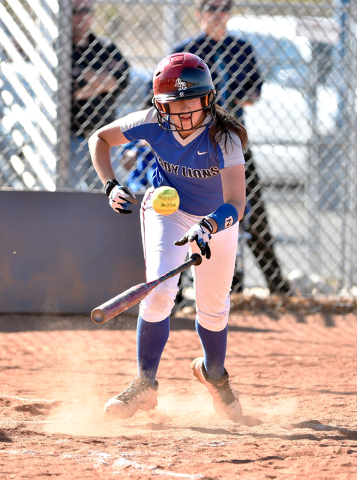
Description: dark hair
197,0,232,11
209,105,248,152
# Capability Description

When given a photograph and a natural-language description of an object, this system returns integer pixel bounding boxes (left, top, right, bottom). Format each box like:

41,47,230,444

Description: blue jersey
119,107,245,216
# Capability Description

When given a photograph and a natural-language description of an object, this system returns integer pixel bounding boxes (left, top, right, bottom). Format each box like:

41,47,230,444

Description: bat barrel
91,282,153,325
91,308,106,325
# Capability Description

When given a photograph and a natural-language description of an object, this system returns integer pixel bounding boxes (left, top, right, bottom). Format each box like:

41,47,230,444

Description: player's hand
174,218,213,259
105,179,138,214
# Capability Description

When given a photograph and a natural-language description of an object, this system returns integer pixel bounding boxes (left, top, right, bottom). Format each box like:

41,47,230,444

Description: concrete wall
0,191,145,314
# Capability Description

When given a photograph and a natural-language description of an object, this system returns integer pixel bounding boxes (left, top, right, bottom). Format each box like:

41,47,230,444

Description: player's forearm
221,165,246,221
88,133,115,185
89,122,130,184
74,85,98,99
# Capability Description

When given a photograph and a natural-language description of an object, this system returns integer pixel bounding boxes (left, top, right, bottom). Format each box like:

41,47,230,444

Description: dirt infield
0,311,356,479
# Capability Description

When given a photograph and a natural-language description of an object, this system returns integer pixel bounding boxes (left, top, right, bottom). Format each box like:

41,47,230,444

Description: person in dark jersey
173,0,292,294
70,0,129,189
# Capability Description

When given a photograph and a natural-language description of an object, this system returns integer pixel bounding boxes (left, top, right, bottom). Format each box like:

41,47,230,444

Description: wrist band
199,217,213,234
207,203,239,232
105,179,119,197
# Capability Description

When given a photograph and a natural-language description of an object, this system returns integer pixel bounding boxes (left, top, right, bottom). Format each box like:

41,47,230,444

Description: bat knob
91,308,106,325
191,253,202,266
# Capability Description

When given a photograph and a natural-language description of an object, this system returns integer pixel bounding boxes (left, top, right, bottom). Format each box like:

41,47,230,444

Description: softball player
89,53,247,422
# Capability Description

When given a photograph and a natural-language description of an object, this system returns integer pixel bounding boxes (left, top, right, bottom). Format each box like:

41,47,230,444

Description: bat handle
156,253,202,284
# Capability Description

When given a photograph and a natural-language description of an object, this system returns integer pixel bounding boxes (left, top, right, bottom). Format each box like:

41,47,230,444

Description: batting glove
105,179,138,214
174,218,213,259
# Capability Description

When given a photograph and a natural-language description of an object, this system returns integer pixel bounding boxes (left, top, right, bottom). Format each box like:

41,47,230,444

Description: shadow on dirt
316,390,357,396
0,314,279,333
193,426,357,442
237,382,357,398
290,419,357,438
217,455,285,464
127,421,357,442
0,429,12,442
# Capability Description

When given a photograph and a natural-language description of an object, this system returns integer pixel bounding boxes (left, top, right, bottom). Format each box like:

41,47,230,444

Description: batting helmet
152,52,216,131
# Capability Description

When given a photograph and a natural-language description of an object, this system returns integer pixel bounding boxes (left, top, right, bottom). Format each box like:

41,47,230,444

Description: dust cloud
43,332,218,437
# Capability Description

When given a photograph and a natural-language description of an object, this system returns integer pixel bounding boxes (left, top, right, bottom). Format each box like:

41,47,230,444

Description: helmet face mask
152,53,217,132
153,92,216,132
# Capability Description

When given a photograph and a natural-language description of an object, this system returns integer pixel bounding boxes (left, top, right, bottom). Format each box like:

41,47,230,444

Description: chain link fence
1,0,357,305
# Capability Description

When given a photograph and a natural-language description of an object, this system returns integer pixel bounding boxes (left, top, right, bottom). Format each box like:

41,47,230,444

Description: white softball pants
139,188,239,332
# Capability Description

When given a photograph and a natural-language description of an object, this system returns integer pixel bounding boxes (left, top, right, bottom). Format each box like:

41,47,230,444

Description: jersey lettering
182,166,193,178
163,161,172,172
171,165,179,175
158,157,177,175
202,169,212,178
182,166,219,178
158,157,220,180
210,167,220,175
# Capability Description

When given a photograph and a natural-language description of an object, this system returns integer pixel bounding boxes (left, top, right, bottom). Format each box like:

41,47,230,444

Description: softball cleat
104,378,158,419
191,357,243,422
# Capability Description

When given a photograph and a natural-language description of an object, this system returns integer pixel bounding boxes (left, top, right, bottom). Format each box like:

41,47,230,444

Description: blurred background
1,0,357,311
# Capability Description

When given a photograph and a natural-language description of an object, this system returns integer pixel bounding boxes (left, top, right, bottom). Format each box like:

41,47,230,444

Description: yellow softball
151,186,180,216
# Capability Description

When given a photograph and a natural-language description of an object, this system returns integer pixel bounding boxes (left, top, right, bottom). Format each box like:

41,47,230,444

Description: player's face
198,1,230,40
168,98,206,137
72,1,94,39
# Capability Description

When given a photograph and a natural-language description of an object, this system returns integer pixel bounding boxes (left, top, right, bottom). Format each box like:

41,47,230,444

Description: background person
70,0,130,189
118,140,155,193
89,53,247,422
173,0,292,295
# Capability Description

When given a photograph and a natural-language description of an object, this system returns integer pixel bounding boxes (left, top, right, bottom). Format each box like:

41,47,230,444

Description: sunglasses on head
202,4,230,12
73,7,92,14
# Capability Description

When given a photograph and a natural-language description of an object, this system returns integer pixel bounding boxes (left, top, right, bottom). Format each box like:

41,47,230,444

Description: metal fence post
163,0,180,54
350,0,357,287
56,0,72,189
335,0,356,288
342,0,357,287
305,53,322,277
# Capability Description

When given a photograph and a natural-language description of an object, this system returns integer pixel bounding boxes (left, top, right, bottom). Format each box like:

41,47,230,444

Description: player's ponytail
209,105,248,152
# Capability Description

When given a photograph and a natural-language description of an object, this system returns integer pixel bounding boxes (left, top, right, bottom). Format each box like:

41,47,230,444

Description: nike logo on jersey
197,151,207,155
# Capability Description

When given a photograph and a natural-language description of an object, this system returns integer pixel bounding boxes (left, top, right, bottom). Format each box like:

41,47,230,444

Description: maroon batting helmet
152,52,216,131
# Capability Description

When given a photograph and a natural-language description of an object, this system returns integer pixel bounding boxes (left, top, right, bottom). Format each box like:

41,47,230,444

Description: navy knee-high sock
137,316,170,386
196,319,228,380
